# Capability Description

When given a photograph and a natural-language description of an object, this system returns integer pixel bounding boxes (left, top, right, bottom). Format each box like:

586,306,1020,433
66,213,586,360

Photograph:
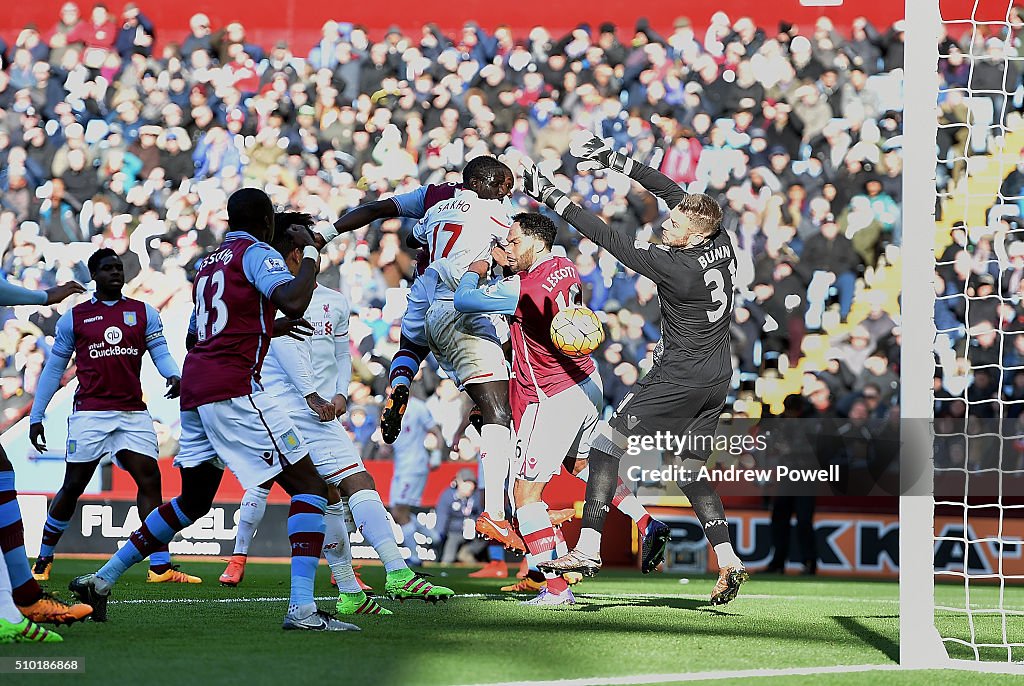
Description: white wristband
302,245,320,262
314,222,339,244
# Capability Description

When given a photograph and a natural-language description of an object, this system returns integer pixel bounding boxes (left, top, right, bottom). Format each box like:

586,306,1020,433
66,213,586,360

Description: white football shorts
424,299,510,389
514,372,603,484
66,410,158,467
389,470,429,508
174,391,308,490
275,394,366,486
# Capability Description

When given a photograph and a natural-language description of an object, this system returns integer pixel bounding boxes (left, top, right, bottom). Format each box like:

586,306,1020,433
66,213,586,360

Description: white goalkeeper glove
520,158,572,215
314,221,339,245
569,129,635,175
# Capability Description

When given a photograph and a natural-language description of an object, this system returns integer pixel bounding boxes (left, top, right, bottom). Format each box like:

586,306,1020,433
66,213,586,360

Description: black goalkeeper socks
681,479,730,547
580,447,619,533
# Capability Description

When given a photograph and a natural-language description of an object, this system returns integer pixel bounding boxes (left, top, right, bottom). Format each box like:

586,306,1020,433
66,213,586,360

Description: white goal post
901,0,1024,672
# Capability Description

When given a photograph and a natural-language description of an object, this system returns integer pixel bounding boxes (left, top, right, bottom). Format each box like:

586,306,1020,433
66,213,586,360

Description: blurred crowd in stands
0,2,986,471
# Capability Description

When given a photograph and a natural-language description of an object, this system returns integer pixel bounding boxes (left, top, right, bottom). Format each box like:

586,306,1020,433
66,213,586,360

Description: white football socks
347,489,407,573
324,503,361,594
576,528,602,559
479,424,513,518
234,486,270,556
713,542,743,569
0,558,21,623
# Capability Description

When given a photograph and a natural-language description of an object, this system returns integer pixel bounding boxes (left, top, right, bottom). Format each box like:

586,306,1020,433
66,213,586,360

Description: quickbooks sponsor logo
88,345,139,359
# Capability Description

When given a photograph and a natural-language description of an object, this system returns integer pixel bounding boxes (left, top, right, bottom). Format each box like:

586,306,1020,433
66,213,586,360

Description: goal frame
900,0,1024,673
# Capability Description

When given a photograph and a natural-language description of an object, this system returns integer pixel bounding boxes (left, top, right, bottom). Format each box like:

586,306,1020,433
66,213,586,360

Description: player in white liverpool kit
388,396,446,566
315,156,522,550
417,184,527,550
219,213,453,608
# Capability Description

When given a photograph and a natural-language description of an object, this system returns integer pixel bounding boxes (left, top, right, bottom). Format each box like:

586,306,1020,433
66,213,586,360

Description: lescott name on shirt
541,266,575,293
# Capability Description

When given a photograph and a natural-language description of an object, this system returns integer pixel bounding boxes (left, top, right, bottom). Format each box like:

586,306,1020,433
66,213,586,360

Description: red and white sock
553,526,569,557
517,502,567,594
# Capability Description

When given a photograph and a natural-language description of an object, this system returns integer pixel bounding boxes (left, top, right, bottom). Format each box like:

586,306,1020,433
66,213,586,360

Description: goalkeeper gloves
520,158,572,216
568,129,635,175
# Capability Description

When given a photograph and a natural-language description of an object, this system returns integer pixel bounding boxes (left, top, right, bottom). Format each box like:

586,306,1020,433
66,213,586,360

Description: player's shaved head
463,155,513,200
227,187,275,241
87,247,119,276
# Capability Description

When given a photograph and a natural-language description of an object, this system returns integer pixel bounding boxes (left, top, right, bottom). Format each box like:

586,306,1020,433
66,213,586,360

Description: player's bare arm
319,199,401,249
272,317,314,340
45,282,87,304
0,276,84,307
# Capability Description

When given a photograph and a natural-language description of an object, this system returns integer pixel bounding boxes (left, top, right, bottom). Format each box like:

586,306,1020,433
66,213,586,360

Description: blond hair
676,193,723,236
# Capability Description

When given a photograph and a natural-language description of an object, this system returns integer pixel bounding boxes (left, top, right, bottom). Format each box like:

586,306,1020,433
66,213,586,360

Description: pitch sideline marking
106,592,902,606
108,593,1023,614
454,663,906,686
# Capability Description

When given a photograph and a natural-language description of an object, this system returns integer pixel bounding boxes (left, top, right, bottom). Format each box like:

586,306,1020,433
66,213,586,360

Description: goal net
902,0,1024,671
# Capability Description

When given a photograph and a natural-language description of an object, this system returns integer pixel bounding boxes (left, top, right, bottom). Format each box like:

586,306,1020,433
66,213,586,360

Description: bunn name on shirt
541,267,576,293
697,245,731,270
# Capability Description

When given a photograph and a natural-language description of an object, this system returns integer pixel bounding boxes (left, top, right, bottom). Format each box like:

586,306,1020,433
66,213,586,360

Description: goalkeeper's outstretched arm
569,130,687,208
521,161,669,284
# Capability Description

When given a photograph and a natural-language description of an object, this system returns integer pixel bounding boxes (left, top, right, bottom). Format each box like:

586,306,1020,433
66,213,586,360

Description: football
550,306,605,357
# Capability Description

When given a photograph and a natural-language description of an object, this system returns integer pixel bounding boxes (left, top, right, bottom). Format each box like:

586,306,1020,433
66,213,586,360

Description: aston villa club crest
282,430,300,450
123,311,138,327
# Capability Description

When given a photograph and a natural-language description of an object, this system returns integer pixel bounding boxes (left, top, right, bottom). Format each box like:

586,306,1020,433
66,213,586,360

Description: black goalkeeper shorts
608,377,730,459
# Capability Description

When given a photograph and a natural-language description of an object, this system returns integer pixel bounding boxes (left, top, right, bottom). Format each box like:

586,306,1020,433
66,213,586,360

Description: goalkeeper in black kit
521,131,748,605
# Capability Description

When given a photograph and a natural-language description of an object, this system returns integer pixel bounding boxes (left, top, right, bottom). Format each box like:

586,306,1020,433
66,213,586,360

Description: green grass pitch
2,559,1022,685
